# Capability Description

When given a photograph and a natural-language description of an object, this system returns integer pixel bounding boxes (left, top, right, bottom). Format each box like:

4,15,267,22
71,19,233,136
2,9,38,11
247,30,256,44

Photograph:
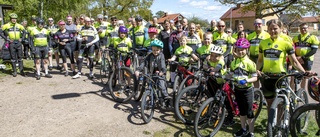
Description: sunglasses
48,20,53,22
254,23,262,26
218,25,225,28
226,31,231,33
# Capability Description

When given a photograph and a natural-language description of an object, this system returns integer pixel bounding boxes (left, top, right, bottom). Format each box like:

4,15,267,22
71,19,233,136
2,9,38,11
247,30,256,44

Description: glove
239,79,247,85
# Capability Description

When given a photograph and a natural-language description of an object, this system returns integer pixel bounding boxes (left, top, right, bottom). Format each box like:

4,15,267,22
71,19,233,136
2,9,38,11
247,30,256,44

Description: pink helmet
148,27,158,33
235,38,250,49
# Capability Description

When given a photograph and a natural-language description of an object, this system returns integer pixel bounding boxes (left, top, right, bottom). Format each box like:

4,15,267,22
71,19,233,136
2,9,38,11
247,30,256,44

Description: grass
0,59,34,78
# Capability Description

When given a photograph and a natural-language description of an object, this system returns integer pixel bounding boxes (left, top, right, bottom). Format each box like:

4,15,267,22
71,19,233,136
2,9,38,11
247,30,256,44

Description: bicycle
99,47,116,84
140,73,169,124
174,70,224,125
266,72,316,137
108,49,137,103
193,78,263,137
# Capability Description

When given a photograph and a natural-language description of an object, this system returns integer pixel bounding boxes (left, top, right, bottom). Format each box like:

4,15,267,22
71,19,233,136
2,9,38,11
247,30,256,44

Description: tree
155,11,165,18
188,15,210,28
216,0,320,19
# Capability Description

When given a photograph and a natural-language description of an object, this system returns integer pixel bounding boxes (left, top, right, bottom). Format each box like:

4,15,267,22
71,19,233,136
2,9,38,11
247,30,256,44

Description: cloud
190,1,208,7
180,0,190,3
204,5,222,11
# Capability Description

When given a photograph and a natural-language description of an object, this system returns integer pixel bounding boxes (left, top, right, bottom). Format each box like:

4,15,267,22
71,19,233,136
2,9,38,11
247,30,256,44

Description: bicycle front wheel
290,103,320,137
194,97,226,137
140,90,154,124
99,53,110,84
267,97,289,137
253,89,263,119
108,67,136,103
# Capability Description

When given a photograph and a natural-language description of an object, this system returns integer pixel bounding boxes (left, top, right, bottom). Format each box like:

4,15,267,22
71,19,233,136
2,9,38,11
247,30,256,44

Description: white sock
45,69,48,74
170,72,176,83
37,70,40,75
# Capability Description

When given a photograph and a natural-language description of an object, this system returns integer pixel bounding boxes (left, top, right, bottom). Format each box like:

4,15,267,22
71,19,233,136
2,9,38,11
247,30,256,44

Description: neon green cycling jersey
247,31,270,57
27,25,37,33
2,22,25,40
212,32,233,54
30,27,50,46
259,37,294,74
114,37,132,53
106,26,119,47
293,33,319,61
174,45,194,66
279,32,293,44
143,38,157,48
132,26,147,46
196,44,213,55
205,58,226,84
231,56,257,88
94,21,109,38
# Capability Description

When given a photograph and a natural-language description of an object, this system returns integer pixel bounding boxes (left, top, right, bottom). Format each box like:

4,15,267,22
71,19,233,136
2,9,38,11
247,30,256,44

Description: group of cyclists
1,12,320,137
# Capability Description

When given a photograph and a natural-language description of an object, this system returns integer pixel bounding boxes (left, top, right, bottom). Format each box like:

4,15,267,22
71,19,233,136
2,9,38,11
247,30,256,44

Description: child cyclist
143,27,158,52
134,39,170,101
231,38,258,137
114,26,132,67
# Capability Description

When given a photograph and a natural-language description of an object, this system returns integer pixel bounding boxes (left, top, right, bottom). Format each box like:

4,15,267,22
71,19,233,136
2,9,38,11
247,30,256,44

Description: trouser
59,43,75,64
77,45,95,72
9,41,24,72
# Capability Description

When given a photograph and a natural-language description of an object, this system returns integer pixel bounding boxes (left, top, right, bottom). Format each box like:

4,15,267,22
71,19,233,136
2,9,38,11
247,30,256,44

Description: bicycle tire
294,88,310,134
140,90,154,124
267,97,289,137
134,68,147,101
172,75,182,102
108,67,136,103
174,85,210,125
178,75,199,98
290,103,320,137
132,54,139,72
194,97,226,137
253,89,263,119
99,53,110,85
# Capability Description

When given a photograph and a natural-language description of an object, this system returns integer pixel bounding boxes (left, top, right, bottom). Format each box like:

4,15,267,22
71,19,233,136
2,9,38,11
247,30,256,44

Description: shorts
234,87,254,118
35,46,49,59
79,45,95,58
260,75,284,99
301,58,313,71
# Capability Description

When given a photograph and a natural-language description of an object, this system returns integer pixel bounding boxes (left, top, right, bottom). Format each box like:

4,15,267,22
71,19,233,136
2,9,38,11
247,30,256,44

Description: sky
150,0,233,21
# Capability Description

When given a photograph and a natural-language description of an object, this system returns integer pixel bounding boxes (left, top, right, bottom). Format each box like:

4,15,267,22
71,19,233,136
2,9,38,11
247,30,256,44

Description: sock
90,71,93,75
45,69,48,74
37,70,40,75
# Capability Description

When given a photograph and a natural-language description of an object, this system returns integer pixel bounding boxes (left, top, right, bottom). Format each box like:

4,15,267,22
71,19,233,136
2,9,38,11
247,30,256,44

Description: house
281,15,320,33
157,13,184,24
220,4,278,32
301,16,319,31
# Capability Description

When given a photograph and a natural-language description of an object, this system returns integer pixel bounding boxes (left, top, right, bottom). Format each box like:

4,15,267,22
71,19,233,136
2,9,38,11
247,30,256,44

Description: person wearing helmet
114,26,132,67
0,13,26,77
93,14,110,65
308,77,320,102
135,39,170,103
131,15,148,48
105,16,119,48
29,18,53,80
73,17,99,79
54,20,76,77
142,27,158,51
229,37,258,136
46,17,60,71
26,15,38,60
103,15,108,22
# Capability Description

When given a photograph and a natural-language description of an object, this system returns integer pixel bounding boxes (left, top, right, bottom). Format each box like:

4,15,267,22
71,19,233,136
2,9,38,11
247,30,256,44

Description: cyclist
30,19,53,80
232,23,248,39
27,15,38,60
212,21,234,69
0,13,26,77
293,22,319,91
168,22,186,87
143,27,158,51
158,19,173,60
46,17,59,70
54,20,76,76
196,32,214,56
134,39,170,101
94,14,109,64
66,15,78,64
106,16,119,48
231,38,257,137
21,20,30,59
207,19,218,33
131,16,148,48
151,17,163,33
73,17,99,79
114,26,132,68
256,19,307,111
186,23,201,53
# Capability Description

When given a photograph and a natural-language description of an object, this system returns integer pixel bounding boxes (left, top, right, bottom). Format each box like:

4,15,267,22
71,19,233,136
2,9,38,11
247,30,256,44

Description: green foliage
187,15,210,28
155,10,165,18
216,0,320,18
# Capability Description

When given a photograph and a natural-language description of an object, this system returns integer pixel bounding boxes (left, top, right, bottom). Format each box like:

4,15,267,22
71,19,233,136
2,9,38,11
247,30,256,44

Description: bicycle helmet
235,38,250,49
210,45,223,55
118,26,128,33
308,77,320,102
9,13,18,19
148,27,158,33
37,19,45,25
150,39,163,49
135,16,143,21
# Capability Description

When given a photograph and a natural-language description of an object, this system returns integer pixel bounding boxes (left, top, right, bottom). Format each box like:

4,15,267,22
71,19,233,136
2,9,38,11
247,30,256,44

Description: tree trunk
255,0,263,19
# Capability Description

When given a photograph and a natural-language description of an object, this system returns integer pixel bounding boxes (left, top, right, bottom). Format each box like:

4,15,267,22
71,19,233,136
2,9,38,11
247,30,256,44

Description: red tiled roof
301,16,319,23
220,7,255,19
158,13,182,23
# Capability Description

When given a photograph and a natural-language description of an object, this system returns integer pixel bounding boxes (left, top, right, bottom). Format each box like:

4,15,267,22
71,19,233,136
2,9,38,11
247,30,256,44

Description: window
262,19,266,26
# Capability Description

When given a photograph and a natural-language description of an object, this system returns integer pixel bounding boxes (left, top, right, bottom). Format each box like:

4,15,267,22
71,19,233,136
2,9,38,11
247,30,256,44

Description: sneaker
56,65,62,70
234,128,248,137
20,71,26,77
89,73,95,79
72,71,77,76
72,73,81,79
35,74,41,80
45,74,53,78
223,119,235,126
48,66,53,70
64,71,69,77
244,132,254,137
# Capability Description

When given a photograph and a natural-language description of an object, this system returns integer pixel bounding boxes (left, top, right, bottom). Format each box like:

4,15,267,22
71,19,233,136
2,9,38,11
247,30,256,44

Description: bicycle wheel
134,68,147,101
290,103,320,137
267,97,289,137
132,54,139,71
172,75,182,102
194,97,226,137
99,53,110,85
140,90,154,124
174,85,210,125
293,88,310,134
253,89,263,119
295,88,309,108
178,74,199,97
108,67,136,103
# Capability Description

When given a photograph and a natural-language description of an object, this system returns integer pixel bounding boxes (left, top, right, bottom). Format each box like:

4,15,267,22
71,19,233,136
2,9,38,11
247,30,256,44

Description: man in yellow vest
131,16,148,48
0,13,26,77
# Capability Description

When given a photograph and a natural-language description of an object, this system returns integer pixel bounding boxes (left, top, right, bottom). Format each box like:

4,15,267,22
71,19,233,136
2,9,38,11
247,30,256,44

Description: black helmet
37,18,45,25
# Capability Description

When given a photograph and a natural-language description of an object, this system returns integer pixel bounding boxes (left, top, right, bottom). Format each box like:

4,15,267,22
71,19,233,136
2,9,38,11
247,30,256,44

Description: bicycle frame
143,74,165,108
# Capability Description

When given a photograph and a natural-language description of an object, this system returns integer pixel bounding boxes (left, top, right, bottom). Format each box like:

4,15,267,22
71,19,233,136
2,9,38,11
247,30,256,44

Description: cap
66,16,72,20
59,21,66,25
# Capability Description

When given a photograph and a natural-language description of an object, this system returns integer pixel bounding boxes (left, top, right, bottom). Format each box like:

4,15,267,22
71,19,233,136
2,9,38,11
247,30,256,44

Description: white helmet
210,45,223,55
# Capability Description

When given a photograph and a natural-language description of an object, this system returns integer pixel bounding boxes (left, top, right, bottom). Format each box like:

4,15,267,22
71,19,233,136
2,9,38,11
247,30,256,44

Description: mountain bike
99,47,115,84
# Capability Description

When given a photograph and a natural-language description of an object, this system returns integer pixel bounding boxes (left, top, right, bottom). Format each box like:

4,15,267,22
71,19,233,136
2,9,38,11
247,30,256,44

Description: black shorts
301,58,313,71
35,46,49,59
234,87,254,118
261,76,284,99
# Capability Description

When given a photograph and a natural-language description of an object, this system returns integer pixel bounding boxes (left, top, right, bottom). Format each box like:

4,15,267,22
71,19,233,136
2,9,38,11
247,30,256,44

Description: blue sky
150,0,232,21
